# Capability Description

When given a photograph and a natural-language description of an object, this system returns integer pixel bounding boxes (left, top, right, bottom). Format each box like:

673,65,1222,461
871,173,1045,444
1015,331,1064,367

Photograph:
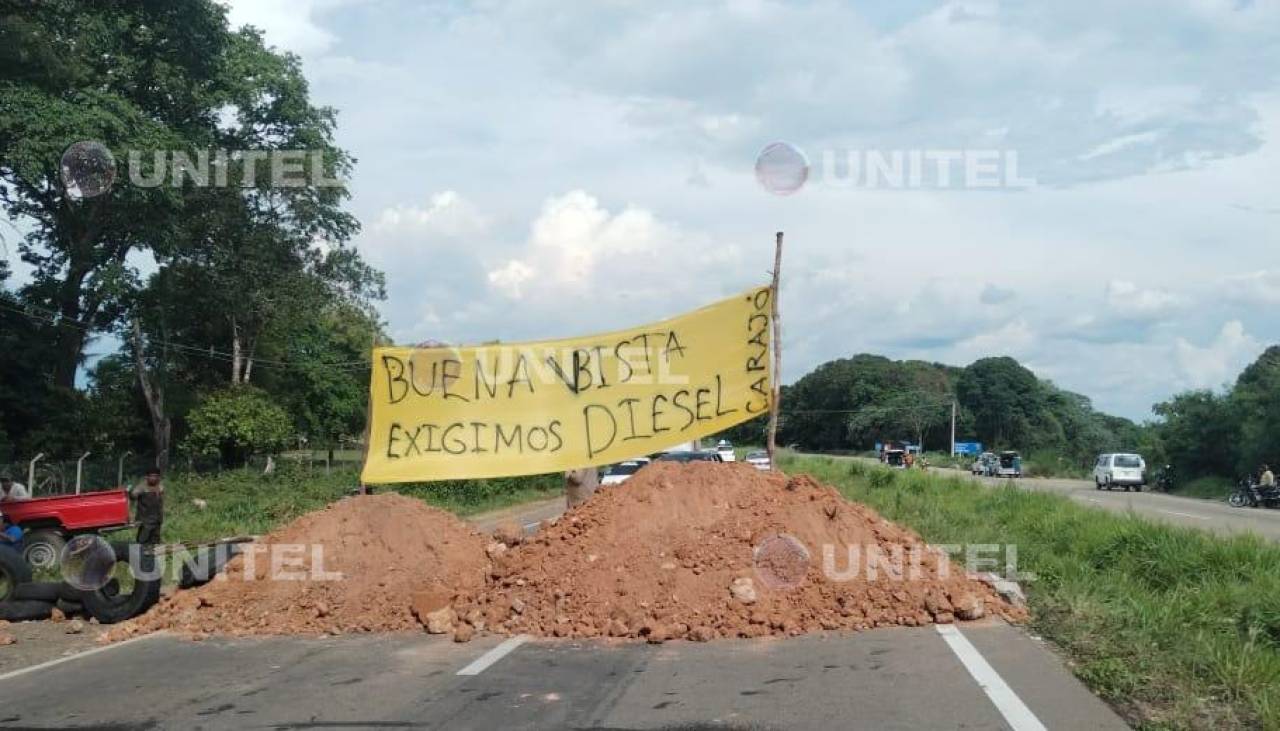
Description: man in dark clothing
131,467,165,546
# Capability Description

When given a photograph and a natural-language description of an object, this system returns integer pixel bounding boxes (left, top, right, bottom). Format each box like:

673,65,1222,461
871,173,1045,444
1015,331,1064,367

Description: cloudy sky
18,0,1280,421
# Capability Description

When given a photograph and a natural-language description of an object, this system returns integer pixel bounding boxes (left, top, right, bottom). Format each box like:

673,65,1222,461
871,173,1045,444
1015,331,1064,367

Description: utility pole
766,232,783,469
950,400,957,456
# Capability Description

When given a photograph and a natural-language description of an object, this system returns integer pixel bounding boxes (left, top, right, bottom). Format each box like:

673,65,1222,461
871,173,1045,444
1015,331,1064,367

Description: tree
0,0,232,390
1152,390,1238,479
1231,346,1280,476
955,357,1044,448
183,387,291,468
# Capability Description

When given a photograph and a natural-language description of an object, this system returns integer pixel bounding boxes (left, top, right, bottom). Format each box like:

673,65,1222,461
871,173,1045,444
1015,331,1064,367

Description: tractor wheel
0,546,33,603
80,542,161,624
23,529,68,571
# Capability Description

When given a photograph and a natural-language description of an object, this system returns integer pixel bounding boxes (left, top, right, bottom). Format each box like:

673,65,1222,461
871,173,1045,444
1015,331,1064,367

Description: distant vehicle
655,450,724,463
971,452,997,476
884,449,907,469
744,450,771,471
995,451,1022,478
1093,453,1145,491
1229,478,1280,509
715,440,736,462
600,458,651,486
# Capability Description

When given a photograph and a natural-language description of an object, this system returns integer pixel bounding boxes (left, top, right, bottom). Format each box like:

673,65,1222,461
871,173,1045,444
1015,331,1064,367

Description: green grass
780,454,1280,730
159,463,561,545
1176,476,1236,501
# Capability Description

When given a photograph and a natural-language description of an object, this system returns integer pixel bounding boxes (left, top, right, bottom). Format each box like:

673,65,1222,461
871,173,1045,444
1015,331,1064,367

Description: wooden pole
766,231,783,468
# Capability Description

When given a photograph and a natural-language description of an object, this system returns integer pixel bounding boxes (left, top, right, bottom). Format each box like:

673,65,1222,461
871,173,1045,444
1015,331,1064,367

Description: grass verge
781,454,1280,730
158,463,561,545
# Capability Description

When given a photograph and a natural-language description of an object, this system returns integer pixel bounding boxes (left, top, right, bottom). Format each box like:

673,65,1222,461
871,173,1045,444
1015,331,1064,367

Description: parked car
655,450,724,463
1093,453,1145,491
744,450,771,471
600,458,651,486
971,452,997,476
995,451,1022,478
714,440,736,462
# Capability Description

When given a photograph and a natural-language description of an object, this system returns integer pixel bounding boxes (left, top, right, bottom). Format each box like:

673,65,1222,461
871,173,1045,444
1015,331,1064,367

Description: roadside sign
953,442,982,456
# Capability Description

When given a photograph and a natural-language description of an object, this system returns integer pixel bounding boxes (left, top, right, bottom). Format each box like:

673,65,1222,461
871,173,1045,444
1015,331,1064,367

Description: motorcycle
1153,465,1175,493
1228,479,1280,509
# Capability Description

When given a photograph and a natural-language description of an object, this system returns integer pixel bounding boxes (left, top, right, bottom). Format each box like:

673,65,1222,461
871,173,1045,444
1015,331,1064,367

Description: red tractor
3,489,132,569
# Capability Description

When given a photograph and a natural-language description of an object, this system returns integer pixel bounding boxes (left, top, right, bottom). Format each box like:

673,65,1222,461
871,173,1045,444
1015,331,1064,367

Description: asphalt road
0,620,1125,730
965,470,1280,542
809,455,1280,543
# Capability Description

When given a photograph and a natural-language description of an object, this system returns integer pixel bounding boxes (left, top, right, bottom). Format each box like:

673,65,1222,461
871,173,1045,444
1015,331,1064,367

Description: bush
183,387,292,467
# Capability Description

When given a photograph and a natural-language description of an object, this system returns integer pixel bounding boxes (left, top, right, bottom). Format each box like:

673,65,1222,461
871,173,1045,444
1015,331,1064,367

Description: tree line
723,349,1279,482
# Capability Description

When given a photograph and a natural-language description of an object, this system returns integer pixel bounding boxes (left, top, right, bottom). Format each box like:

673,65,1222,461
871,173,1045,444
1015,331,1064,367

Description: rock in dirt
453,622,475,643
65,620,85,635
424,606,456,634
493,521,523,547
950,592,986,621
0,632,14,646
730,577,758,605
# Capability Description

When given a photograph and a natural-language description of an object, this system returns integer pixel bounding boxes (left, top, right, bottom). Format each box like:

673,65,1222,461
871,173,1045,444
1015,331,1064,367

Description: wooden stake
766,231,783,468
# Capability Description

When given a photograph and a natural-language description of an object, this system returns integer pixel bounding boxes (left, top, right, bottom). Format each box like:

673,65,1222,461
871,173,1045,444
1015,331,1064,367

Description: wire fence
1,447,367,497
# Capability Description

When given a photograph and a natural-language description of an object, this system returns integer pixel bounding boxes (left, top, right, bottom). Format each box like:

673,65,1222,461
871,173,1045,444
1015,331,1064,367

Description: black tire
80,542,161,625
0,599,54,622
178,544,241,589
1133,484,1143,492
55,597,85,618
22,529,67,571
11,581,62,602
0,545,32,603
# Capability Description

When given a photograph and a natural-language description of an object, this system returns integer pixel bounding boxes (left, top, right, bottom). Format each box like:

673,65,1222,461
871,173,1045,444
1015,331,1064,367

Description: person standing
0,474,30,502
131,467,165,546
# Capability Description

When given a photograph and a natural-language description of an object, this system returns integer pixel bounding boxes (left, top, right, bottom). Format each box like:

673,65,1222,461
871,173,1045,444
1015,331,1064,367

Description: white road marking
457,634,530,676
936,624,1047,731
0,631,165,683
1157,509,1210,521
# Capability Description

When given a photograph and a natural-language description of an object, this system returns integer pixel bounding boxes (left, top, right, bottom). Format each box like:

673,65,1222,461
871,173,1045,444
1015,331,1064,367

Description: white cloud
486,260,535,300
374,191,488,238
487,190,690,297
1173,320,1263,389
221,0,363,56
1221,269,1280,306
1105,280,1182,320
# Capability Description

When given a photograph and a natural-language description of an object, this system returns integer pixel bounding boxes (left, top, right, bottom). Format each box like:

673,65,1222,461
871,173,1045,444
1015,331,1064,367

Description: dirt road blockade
109,463,1021,643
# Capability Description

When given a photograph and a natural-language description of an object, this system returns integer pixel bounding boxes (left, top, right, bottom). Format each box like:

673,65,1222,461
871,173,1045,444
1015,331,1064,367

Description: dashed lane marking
936,624,1047,731
457,635,530,676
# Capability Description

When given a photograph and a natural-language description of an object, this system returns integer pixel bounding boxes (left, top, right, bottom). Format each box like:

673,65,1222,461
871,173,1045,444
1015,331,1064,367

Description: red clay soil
107,493,490,640
454,462,1022,642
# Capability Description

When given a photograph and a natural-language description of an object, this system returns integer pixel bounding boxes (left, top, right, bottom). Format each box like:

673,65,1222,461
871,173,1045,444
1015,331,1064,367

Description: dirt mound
454,462,1021,642
109,493,490,639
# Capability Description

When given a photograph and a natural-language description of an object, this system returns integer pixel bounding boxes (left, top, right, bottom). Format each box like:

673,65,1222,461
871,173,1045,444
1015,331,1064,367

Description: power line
0,299,371,371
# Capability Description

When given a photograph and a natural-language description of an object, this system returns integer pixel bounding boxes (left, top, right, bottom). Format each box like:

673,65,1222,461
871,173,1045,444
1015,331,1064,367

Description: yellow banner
361,286,773,482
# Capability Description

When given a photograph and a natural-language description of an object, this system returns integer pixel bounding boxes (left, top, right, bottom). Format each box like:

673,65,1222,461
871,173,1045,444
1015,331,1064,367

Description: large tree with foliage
0,0,233,390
